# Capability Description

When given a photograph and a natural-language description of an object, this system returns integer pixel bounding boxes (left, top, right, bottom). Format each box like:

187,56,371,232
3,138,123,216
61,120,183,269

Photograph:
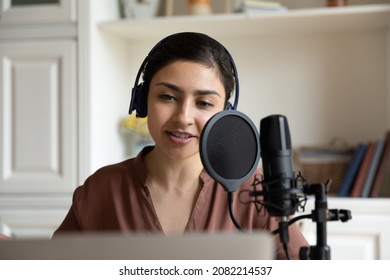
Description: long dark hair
142,32,236,106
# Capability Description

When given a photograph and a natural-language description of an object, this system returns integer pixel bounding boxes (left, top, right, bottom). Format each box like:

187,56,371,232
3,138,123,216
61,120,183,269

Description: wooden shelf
98,4,390,40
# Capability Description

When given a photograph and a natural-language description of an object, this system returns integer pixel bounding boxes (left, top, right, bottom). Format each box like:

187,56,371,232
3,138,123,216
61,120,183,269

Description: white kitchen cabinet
0,0,78,238
299,198,390,260
0,40,77,194
0,0,76,25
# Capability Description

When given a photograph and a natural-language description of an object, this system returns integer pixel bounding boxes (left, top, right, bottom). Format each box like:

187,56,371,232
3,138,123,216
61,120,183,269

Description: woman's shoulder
76,158,137,194
88,158,134,181
76,148,152,195
69,158,139,205
94,158,134,175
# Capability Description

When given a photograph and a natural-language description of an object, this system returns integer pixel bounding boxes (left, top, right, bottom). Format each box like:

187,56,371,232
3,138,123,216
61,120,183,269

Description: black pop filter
200,110,260,192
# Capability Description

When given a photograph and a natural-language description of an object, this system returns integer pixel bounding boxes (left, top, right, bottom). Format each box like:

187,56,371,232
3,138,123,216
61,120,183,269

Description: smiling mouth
169,132,192,139
166,131,197,144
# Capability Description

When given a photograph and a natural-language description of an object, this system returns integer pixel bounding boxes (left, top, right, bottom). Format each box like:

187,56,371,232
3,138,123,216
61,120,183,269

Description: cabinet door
0,0,76,25
0,40,77,194
299,198,390,260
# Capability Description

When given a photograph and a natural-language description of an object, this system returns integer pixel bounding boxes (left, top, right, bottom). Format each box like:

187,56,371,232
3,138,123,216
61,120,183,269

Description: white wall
225,31,387,146
89,0,132,175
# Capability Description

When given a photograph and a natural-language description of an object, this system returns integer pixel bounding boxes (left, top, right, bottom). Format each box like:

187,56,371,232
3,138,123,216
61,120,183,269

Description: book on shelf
350,141,376,197
337,143,367,197
370,130,390,197
378,165,390,197
360,139,385,197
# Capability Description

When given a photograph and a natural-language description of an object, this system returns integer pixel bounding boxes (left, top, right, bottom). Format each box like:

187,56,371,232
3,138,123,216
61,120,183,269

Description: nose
173,100,194,126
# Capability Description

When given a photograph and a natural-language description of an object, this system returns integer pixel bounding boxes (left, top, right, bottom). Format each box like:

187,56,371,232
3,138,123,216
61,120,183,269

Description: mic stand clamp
298,182,352,260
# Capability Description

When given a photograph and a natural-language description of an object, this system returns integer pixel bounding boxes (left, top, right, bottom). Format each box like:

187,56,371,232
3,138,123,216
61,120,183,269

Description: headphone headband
129,33,240,118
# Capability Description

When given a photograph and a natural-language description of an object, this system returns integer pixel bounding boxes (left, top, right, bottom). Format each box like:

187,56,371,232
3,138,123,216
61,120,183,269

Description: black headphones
129,33,240,118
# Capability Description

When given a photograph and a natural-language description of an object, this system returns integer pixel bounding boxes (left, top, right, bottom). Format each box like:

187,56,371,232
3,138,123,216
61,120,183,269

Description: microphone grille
260,115,291,153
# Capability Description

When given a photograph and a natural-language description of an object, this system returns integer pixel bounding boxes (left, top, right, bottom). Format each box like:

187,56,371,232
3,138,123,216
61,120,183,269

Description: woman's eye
197,100,214,108
159,94,176,101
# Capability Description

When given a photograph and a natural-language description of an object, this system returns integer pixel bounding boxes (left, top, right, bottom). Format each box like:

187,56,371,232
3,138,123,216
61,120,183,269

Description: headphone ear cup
130,83,148,118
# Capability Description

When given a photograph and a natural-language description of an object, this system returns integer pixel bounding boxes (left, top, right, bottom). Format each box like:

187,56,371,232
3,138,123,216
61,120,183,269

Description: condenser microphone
259,114,300,259
259,114,298,218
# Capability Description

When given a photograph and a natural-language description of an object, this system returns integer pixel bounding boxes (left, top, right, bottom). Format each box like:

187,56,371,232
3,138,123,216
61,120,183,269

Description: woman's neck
144,147,203,192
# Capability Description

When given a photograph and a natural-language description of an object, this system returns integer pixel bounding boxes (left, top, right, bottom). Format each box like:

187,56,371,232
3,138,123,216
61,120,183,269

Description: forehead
153,60,221,81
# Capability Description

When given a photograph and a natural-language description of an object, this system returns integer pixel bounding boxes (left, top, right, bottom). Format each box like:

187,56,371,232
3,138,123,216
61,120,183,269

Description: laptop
0,231,274,260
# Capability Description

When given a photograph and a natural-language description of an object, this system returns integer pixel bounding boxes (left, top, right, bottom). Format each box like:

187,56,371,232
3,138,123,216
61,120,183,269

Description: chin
166,149,200,161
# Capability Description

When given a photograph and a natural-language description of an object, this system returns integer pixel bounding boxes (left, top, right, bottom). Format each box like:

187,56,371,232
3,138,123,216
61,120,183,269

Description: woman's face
147,60,226,161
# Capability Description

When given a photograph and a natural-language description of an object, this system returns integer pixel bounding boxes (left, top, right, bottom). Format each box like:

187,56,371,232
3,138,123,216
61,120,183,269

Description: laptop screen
0,231,274,260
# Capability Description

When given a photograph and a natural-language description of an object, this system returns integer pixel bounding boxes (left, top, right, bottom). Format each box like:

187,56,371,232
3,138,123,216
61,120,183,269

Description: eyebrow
154,82,222,98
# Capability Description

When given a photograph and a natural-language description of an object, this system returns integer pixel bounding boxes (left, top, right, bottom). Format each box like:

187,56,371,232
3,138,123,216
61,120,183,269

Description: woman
54,32,308,259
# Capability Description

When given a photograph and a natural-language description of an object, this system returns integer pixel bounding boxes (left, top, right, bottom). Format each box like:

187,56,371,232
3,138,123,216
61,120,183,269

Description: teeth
171,132,190,139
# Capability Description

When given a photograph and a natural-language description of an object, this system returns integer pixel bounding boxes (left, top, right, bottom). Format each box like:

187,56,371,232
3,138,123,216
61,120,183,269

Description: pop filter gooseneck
200,110,260,229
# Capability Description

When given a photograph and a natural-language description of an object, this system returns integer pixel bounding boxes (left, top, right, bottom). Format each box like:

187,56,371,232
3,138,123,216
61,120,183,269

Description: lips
170,132,191,139
167,131,195,144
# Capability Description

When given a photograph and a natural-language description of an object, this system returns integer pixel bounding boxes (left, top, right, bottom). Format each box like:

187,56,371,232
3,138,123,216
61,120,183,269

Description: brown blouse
54,146,308,259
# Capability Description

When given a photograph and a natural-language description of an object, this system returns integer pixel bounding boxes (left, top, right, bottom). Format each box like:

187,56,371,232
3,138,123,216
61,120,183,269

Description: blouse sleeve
52,186,83,236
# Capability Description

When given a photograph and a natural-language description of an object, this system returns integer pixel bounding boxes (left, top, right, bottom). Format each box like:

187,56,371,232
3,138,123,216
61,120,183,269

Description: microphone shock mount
245,173,352,260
